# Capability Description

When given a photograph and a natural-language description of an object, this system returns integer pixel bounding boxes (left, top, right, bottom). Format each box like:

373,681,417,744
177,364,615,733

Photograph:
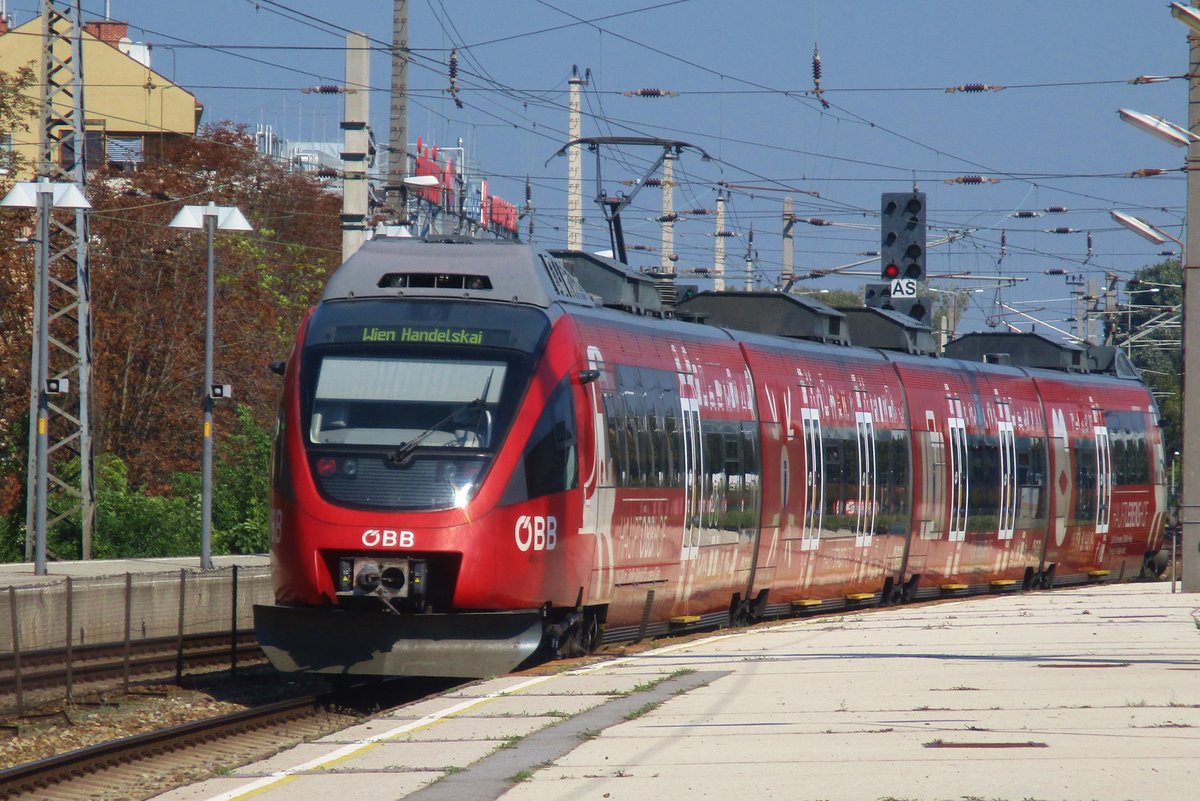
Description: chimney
83,20,128,47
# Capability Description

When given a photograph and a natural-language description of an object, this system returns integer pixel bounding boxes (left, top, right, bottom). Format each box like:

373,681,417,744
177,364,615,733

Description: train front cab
256,296,600,678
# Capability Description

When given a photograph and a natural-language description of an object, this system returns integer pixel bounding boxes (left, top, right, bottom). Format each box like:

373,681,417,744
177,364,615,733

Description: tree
0,120,340,560
86,122,340,486
0,65,38,552
1118,259,1182,456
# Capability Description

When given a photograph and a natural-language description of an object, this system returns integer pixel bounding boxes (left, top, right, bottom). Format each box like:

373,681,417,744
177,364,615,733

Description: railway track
0,693,353,801
0,632,266,716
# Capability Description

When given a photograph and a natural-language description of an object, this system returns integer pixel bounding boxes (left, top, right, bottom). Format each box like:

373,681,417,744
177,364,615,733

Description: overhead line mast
26,0,94,560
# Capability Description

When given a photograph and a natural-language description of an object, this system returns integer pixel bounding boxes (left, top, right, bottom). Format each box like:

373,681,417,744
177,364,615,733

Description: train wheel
558,607,603,658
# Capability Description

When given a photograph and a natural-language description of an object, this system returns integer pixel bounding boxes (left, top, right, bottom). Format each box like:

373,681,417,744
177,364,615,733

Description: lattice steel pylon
24,0,95,560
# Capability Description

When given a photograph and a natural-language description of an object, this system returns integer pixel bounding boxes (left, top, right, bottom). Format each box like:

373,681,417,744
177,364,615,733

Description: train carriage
254,237,1166,678
739,336,911,610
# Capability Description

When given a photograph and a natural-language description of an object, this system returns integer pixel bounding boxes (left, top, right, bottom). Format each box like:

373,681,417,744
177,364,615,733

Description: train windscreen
298,300,550,511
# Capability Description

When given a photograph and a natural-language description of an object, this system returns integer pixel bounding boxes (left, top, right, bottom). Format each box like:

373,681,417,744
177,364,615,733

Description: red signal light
883,263,901,279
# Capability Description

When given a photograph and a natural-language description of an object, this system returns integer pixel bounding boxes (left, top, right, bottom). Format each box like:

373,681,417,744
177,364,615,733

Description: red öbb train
254,238,1167,678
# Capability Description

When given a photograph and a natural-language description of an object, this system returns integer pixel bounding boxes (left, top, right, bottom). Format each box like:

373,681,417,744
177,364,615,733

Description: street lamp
1117,108,1198,147
1109,210,1182,247
0,179,91,575
169,203,252,570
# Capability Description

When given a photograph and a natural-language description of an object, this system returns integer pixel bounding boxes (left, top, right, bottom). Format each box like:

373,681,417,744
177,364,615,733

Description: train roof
326,239,1145,380
321,237,594,309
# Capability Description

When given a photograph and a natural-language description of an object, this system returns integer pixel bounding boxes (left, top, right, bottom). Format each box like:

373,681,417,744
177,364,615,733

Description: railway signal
880,191,926,283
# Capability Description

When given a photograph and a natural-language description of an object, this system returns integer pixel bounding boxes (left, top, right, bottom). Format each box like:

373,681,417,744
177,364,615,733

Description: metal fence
0,566,274,714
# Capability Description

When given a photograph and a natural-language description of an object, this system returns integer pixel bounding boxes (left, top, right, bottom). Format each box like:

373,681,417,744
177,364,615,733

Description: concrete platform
0,556,271,654
0,555,269,588
157,581,1200,801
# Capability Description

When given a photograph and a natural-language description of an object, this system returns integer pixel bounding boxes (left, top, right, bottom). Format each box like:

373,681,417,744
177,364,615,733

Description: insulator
628,244,656,252
1044,206,1069,213
946,83,1003,93
1127,168,1167,178
857,250,880,257
1046,227,1077,234
812,45,823,85
525,180,532,203
715,230,738,238
683,208,713,216
944,175,998,185
317,167,338,178
623,88,678,97
655,212,678,223
802,218,832,226
1012,210,1041,218
449,49,458,81
1130,75,1171,85
316,84,342,94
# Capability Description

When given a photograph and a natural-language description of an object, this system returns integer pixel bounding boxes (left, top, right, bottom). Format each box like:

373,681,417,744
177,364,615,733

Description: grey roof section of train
321,237,594,309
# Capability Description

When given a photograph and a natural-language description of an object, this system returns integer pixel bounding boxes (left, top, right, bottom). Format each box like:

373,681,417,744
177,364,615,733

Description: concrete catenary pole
744,225,755,292
567,67,586,251
661,152,675,273
342,32,370,262
387,0,408,223
781,195,794,287
1180,1,1200,591
713,191,726,291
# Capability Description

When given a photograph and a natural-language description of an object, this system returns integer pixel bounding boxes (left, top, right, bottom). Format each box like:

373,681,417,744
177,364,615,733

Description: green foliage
213,404,272,554
90,455,197,559
1121,259,1182,457
43,405,273,560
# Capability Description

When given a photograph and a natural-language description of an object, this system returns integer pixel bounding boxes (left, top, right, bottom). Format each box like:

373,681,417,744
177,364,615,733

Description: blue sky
7,1,1190,333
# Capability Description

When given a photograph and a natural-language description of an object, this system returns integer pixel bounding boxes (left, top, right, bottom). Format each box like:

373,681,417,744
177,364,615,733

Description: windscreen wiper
389,371,493,466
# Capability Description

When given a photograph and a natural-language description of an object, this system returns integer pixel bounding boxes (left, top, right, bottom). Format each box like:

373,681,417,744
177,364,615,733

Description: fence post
230,565,239,676
123,573,132,693
175,569,186,683
65,576,74,704
9,587,23,717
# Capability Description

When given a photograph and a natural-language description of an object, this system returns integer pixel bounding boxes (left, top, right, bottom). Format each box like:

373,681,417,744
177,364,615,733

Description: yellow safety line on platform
200,627,758,801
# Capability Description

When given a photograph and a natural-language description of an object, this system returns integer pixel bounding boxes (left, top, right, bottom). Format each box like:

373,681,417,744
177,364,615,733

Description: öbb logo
515,515,557,552
361,529,415,548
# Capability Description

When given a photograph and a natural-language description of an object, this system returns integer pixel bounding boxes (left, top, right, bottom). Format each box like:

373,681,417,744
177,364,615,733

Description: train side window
501,377,578,504
967,434,1000,524
1015,436,1047,528
271,396,293,500
1073,437,1097,524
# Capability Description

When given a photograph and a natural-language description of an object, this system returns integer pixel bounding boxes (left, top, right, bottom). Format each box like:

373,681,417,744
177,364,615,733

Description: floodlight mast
1170,1,1200,592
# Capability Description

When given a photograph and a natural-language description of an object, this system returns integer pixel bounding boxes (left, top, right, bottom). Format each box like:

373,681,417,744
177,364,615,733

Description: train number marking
515,515,557,552
361,529,415,548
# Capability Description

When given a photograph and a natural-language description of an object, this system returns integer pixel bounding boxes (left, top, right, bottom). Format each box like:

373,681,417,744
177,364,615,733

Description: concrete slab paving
155,582,1199,801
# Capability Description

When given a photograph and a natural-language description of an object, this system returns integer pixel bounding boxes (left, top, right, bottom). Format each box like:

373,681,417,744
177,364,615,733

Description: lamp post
1166,2,1200,592
0,179,91,575
169,203,252,570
